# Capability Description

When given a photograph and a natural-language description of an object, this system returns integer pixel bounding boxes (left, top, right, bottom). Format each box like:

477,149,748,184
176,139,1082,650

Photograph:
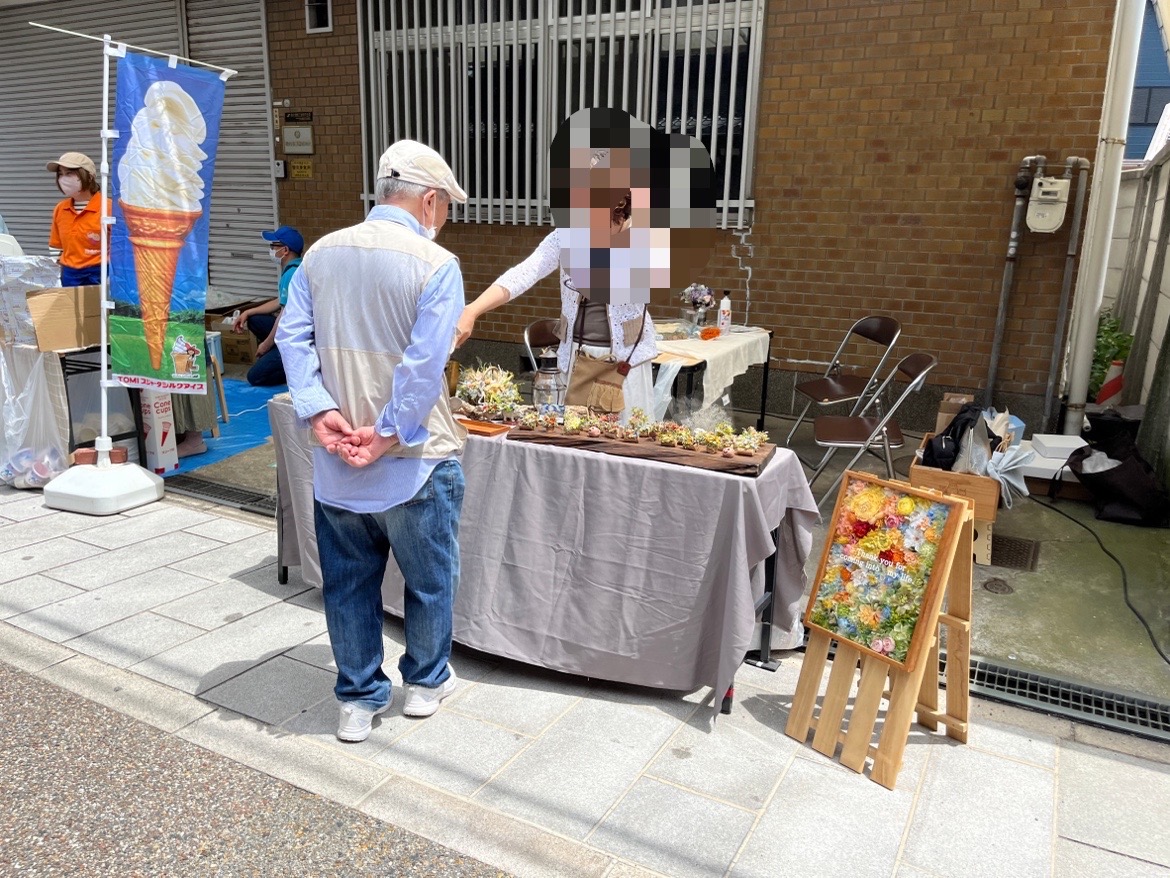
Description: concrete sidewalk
2,484,1169,878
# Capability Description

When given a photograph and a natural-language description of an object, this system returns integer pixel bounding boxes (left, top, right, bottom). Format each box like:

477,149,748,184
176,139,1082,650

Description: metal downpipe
984,155,1045,408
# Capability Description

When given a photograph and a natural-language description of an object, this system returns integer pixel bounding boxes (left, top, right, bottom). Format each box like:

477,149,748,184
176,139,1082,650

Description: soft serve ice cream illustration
117,80,208,369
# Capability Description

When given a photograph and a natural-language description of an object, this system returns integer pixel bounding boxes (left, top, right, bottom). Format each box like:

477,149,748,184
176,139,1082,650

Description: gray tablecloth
269,395,817,709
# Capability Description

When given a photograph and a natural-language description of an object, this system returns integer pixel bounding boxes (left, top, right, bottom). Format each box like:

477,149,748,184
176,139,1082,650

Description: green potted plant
1089,312,1134,399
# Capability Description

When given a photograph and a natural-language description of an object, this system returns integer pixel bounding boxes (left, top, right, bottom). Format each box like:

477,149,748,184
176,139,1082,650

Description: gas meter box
1026,176,1070,233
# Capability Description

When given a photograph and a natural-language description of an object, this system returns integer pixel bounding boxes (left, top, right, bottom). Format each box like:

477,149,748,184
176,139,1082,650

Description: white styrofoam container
1017,441,1079,481
1030,433,1087,459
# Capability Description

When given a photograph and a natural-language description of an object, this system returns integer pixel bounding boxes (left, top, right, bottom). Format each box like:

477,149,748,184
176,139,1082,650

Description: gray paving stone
359,773,615,878
731,755,913,878
0,620,75,672
200,655,336,725
64,612,205,668
603,864,672,878
0,575,84,620
284,628,406,674
130,602,327,694
0,537,104,585
966,716,1059,768
589,777,756,878
183,517,268,544
0,510,103,551
46,531,222,588
153,579,287,630
177,706,391,808
68,504,216,549
894,867,943,878
648,683,798,810
1054,839,1170,877
286,586,325,612
448,665,586,736
1058,741,1170,867
7,568,214,642
167,531,279,582
474,696,682,839
902,744,1054,878
371,709,532,796
281,689,415,759
36,653,213,733
228,562,309,600
0,493,56,520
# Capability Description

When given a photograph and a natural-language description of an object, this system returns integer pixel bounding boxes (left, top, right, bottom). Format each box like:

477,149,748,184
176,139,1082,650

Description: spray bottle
717,290,732,337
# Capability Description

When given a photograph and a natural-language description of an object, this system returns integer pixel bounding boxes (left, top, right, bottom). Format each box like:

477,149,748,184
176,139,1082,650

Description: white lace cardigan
493,229,658,374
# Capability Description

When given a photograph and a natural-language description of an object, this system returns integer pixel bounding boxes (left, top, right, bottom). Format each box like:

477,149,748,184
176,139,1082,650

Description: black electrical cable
1029,494,1170,669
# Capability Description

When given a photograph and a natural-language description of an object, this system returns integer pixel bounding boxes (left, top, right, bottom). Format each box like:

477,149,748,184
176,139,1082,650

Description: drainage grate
990,534,1041,571
937,654,1170,743
165,475,277,517
981,578,1015,595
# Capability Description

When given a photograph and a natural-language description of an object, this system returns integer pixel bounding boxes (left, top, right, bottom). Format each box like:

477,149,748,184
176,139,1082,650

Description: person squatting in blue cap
231,225,305,386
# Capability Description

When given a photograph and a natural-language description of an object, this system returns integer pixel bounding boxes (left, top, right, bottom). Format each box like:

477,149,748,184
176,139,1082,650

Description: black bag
1058,435,1170,527
923,402,999,471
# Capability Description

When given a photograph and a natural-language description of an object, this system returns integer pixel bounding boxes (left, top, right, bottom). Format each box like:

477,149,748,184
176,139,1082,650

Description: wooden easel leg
871,659,932,790
917,635,940,732
945,514,974,743
211,354,230,424
840,655,890,772
785,631,832,741
812,643,862,757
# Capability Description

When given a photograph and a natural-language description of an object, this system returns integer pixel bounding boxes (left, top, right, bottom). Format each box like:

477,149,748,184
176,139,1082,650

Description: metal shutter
0,1,182,254
184,0,279,302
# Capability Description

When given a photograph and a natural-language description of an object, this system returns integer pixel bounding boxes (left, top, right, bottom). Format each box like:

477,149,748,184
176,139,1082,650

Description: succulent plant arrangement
518,410,540,430
455,363,523,419
563,410,584,434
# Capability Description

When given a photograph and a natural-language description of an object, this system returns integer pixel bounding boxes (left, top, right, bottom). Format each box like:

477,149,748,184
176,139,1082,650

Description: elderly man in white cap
277,140,469,742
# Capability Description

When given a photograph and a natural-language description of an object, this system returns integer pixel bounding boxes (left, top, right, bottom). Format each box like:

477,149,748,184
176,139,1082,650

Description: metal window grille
360,0,763,228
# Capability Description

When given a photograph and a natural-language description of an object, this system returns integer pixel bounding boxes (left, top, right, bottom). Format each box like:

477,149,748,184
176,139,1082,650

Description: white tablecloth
269,394,817,712
655,326,771,404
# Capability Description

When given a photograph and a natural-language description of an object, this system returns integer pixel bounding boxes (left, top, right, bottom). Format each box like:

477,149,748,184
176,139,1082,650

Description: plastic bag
0,350,69,488
986,444,1035,509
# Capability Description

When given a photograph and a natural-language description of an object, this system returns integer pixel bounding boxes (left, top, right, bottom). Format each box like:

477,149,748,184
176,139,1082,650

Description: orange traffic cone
1095,359,1124,406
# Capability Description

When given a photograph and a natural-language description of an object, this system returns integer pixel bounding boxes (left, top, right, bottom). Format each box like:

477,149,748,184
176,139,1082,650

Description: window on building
363,0,763,228
306,0,333,34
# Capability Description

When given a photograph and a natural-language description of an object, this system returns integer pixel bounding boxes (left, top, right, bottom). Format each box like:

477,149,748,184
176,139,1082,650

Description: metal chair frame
785,315,901,445
807,352,938,508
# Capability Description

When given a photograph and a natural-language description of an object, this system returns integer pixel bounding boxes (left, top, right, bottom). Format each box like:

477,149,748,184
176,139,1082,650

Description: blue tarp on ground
165,379,284,477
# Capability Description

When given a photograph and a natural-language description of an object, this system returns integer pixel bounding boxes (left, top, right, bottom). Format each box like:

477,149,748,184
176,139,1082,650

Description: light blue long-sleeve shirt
276,206,463,513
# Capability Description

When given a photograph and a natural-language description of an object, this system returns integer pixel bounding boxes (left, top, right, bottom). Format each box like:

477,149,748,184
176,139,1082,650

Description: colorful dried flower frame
803,473,967,672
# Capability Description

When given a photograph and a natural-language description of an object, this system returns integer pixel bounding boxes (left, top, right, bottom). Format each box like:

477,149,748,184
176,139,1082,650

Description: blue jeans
313,459,465,710
61,264,102,286
244,314,286,386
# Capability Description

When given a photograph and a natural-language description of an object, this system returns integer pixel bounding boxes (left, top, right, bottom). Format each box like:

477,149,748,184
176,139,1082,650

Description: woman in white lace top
455,191,657,423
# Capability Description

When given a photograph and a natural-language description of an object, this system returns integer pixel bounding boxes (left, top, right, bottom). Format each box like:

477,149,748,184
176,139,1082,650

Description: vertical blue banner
109,52,224,394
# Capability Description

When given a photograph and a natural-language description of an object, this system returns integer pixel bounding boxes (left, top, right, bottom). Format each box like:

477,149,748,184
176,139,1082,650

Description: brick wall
266,0,366,251
266,0,1115,403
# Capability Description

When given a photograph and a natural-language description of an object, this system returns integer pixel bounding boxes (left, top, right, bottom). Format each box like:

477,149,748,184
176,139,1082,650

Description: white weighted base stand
43,438,163,516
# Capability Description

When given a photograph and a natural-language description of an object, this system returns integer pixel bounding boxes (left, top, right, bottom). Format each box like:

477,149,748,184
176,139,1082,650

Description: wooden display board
508,430,777,476
786,472,973,789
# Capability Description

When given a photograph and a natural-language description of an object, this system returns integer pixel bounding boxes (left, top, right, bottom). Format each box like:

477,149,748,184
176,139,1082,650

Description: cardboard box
934,392,975,435
221,330,258,365
909,433,1001,522
25,285,102,352
139,390,179,474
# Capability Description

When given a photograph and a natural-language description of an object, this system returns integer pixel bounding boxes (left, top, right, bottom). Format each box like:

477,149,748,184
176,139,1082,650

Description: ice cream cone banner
108,52,225,396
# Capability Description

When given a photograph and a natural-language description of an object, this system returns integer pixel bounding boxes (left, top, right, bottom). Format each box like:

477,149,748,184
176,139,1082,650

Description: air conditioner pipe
1042,156,1091,430
984,155,1045,409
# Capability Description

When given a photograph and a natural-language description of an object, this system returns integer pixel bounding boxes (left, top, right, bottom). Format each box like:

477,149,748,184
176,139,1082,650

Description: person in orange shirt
46,152,106,286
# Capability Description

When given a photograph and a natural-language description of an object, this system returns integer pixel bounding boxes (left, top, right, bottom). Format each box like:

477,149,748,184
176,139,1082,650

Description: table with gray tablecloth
269,394,817,710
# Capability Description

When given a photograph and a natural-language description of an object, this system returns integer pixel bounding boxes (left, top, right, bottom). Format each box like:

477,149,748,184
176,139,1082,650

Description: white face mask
58,174,82,197
268,247,284,264
423,195,439,241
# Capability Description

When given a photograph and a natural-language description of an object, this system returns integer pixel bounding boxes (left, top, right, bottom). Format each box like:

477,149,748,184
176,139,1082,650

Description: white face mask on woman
58,174,82,198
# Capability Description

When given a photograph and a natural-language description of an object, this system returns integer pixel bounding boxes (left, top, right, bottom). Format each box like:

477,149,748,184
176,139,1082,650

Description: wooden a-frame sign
785,472,974,790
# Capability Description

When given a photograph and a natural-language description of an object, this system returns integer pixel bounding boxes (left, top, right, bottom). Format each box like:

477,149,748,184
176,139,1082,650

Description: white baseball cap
377,140,467,204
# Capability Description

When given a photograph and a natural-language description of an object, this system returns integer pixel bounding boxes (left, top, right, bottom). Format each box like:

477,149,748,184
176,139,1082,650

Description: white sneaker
336,697,391,743
403,667,458,718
